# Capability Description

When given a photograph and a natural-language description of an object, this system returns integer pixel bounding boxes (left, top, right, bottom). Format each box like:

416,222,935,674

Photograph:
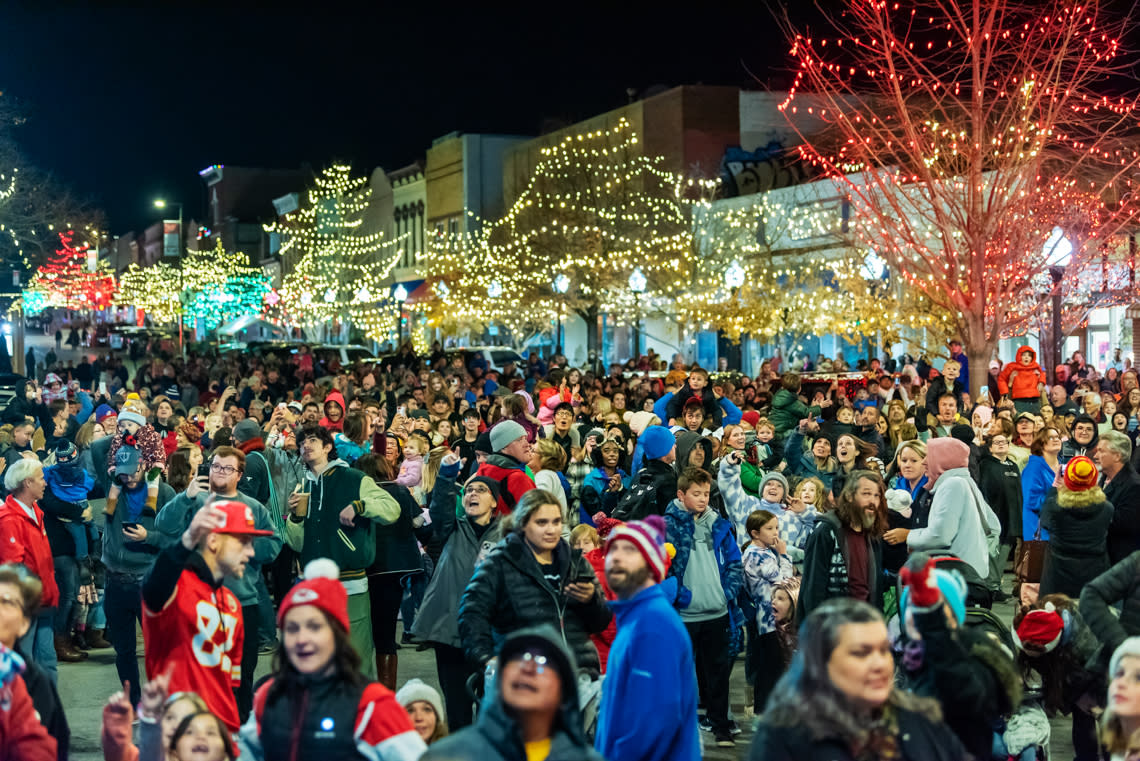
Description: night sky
0,4,802,234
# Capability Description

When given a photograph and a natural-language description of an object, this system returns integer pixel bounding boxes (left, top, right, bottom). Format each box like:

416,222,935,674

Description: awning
402,280,433,306
1126,303,1140,320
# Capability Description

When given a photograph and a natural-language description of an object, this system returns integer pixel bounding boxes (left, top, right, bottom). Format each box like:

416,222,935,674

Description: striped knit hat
605,514,668,582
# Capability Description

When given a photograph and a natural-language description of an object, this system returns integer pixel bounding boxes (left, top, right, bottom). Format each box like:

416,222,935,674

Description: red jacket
997,346,1048,400
584,548,618,673
0,495,58,607
476,456,536,515
0,672,56,761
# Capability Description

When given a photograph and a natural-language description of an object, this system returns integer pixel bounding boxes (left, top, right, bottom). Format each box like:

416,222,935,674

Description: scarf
852,704,902,761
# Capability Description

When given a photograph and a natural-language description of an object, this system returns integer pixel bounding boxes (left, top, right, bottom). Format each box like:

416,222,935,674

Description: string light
264,164,406,341
774,0,1140,369
420,118,708,340
30,231,117,310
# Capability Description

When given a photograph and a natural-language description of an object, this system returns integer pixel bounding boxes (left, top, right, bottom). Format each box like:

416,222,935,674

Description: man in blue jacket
595,514,700,761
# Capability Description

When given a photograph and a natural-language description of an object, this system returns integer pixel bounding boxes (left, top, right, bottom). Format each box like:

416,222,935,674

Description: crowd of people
5,336,1140,759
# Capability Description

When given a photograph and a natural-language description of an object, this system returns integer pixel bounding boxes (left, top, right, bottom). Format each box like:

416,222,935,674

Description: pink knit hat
925,438,969,486
605,515,668,582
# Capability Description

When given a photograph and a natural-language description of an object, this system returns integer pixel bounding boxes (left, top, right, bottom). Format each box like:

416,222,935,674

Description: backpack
612,471,659,521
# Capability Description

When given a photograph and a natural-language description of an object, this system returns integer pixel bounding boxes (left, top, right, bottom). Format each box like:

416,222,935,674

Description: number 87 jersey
144,567,245,732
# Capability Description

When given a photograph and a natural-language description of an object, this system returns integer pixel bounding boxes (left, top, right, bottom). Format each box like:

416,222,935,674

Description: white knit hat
394,678,445,722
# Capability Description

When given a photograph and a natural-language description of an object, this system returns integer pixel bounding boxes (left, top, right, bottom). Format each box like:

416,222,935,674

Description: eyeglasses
466,485,491,496
515,651,549,674
210,463,239,475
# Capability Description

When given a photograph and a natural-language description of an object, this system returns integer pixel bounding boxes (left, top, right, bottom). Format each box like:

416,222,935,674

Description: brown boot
377,653,398,691
85,628,112,649
72,632,90,651
54,633,84,663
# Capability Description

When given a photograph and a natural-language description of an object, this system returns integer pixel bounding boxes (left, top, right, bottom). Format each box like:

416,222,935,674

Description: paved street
58,593,1075,761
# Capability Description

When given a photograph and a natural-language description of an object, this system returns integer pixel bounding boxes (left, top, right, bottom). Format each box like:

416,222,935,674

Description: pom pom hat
277,559,349,632
1063,456,1098,492
605,515,668,582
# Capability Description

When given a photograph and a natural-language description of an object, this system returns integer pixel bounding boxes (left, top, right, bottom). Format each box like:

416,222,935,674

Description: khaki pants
347,591,376,679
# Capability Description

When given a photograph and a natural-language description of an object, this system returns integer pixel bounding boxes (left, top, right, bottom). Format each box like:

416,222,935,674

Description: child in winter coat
105,401,165,517
397,434,427,493
719,451,817,560
665,367,722,428
998,346,1048,414
771,576,800,666
741,509,794,713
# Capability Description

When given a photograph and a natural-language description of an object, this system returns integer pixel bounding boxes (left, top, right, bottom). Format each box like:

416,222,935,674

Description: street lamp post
393,283,408,348
628,267,647,361
553,273,570,355
153,198,185,358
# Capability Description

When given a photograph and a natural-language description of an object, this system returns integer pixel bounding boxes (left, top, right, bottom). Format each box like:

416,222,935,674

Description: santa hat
741,411,761,428
1013,602,1064,654
1063,456,1098,492
277,559,349,632
605,514,668,582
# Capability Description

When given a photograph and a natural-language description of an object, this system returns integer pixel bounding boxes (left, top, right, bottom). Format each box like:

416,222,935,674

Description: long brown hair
833,470,888,534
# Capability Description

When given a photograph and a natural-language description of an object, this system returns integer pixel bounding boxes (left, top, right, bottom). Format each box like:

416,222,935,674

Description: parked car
454,346,525,374
0,372,26,409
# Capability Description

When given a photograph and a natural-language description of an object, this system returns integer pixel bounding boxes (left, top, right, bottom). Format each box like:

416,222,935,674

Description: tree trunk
577,304,600,361
964,339,995,404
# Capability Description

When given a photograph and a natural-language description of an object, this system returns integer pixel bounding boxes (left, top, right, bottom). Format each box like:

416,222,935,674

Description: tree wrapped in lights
30,230,117,310
117,262,181,323
778,0,1140,392
181,241,270,332
682,180,943,347
266,164,404,340
423,119,703,353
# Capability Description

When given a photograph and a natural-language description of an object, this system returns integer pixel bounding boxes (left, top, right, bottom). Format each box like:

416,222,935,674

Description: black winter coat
1039,490,1113,599
368,482,422,575
40,485,86,558
978,453,1022,541
748,706,969,761
1080,551,1140,673
901,606,1020,760
457,533,611,675
1104,465,1140,565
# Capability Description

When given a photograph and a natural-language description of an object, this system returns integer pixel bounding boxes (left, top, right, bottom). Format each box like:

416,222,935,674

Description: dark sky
0,4,801,234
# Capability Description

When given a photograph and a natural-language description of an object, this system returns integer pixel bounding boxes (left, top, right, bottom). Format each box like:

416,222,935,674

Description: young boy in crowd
719,451,818,561
741,509,793,714
666,367,721,428
664,467,743,748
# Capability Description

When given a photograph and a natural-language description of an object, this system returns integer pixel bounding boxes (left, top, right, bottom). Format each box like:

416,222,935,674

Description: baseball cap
287,401,303,413
210,500,274,537
113,445,141,478
409,409,431,420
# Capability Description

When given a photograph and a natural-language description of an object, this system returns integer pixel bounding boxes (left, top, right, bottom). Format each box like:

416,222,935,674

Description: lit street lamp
553,274,570,354
393,283,408,346
629,267,647,360
153,198,185,358
725,260,745,290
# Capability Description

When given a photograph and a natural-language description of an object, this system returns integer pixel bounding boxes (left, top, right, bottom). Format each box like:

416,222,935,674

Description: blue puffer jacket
664,499,745,655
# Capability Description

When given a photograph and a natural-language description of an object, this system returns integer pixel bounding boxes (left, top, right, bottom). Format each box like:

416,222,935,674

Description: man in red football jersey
141,499,272,732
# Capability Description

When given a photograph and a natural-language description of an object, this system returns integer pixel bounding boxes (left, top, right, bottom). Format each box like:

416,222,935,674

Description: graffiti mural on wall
720,142,819,198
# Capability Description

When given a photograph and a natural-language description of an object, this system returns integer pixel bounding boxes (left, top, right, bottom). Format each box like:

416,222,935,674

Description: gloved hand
899,552,940,608
145,467,162,486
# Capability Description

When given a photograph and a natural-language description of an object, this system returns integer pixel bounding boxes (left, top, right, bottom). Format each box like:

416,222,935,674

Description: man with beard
799,471,886,618
595,515,700,761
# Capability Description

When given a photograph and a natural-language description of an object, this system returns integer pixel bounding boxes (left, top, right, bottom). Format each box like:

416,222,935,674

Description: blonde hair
793,477,827,510
420,446,449,496
895,439,928,461
569,524,600,549
533,438,567,472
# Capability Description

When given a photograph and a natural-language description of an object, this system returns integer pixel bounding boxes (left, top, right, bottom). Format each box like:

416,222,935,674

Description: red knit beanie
277,559,349,632
605,515,668,582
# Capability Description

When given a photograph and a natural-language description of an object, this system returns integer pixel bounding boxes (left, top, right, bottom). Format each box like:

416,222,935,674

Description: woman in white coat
884,437,1000,579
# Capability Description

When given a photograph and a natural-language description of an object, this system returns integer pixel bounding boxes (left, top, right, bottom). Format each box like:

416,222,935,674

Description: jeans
684,614,732,732
53,556,79,635
18,609,57,684
399,572,426,633
255,578,276,648
236,605,259,724
88,586,106,629
347,591,375,680
105,572,144,706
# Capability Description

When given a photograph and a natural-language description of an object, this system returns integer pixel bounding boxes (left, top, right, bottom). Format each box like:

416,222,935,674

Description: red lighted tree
32,230,116,310
778,0,1140,392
